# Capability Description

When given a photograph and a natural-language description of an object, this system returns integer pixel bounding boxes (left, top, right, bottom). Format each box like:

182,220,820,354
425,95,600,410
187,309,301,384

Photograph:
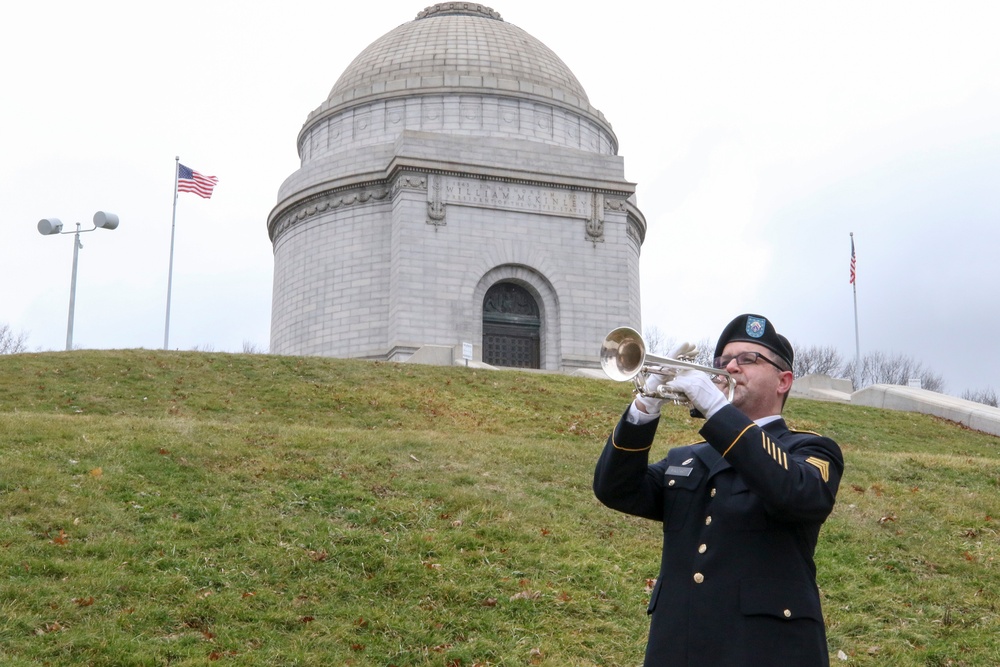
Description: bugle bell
600,326,735,404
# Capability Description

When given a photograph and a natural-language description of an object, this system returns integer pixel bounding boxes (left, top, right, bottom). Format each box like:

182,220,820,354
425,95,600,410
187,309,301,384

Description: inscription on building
444,179,590,218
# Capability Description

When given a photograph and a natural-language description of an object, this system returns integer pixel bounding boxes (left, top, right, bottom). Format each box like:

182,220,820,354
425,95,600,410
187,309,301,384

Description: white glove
664,369,729,420
634,371,669,416
634,341,698,416
667,341,698,361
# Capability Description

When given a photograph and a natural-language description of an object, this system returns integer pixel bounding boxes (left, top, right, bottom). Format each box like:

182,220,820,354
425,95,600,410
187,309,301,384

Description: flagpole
164,156,180,350
851,232,861,390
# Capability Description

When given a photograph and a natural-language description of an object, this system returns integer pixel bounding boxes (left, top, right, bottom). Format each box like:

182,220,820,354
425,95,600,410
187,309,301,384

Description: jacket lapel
692,442,728,477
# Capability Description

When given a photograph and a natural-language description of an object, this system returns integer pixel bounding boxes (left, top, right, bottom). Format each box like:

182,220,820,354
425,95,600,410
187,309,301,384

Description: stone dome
304,3,610,134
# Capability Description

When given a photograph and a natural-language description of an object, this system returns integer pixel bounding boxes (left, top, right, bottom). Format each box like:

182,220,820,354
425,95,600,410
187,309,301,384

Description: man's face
716,341,792,420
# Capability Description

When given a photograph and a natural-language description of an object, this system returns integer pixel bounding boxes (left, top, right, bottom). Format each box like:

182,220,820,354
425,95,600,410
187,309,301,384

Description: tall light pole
37,211,119,351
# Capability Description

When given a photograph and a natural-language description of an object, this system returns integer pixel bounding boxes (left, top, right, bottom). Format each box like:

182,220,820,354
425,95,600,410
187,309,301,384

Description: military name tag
665,466,693,477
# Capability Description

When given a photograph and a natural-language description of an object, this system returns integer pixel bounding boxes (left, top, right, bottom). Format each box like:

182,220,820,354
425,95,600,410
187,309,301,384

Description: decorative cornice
269,184,390,240
416,3,502,21
269,170,636,242
393,172,428,194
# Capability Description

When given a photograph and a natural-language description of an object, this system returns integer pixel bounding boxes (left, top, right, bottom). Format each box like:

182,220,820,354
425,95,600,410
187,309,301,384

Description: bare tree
0,324,28,354
691,337,716,369
961,387,998,407
242,340,266,354
842,351,945,393
792,345,845,379
643,326,669,356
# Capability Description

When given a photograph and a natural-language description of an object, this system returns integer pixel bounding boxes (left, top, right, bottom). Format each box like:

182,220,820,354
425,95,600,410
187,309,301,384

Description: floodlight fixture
37,218,64,235
36,212,120,350
93,211,119,230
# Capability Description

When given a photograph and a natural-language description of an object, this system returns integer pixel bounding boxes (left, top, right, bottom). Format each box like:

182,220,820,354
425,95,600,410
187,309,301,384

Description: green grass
1,350,999,666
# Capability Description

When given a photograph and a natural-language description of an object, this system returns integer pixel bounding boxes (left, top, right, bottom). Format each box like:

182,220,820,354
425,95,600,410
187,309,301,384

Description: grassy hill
1,350,998,666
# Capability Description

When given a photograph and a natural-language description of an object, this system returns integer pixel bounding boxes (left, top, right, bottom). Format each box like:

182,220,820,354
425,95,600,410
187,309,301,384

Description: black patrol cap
714,314,794,369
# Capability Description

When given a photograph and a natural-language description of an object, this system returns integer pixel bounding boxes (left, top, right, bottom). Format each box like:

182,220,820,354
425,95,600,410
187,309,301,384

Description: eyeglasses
713,351,786,371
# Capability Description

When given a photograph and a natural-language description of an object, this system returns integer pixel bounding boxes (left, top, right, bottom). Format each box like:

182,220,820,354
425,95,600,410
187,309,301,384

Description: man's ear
777,370,794,396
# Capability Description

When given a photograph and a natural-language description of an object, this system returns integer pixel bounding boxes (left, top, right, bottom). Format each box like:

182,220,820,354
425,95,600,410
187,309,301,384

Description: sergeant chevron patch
761,433,788,470
806,457,831,482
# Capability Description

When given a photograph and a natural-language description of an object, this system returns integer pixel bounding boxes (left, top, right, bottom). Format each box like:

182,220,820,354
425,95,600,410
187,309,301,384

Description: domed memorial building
267,3,645,372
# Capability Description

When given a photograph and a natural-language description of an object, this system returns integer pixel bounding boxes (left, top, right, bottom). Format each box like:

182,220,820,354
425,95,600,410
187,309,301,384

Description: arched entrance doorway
482,282,540,368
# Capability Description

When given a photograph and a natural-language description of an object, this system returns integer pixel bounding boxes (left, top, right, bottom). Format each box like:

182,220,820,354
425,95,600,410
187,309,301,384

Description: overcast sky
2,1,998,396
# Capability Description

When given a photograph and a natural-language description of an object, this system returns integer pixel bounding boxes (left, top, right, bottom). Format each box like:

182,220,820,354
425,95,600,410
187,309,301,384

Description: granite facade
267,5,645,372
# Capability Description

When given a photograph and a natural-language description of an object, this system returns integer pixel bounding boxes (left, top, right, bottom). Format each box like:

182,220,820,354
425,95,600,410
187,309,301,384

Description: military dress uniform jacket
593,404,844,667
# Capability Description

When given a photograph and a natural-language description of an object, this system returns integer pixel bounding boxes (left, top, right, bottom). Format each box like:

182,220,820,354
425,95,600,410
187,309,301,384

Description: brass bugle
600,326,735,404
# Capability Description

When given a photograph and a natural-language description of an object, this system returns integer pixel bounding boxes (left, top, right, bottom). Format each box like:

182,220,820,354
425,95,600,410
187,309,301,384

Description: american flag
849,235,857,285
177,163,218,199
